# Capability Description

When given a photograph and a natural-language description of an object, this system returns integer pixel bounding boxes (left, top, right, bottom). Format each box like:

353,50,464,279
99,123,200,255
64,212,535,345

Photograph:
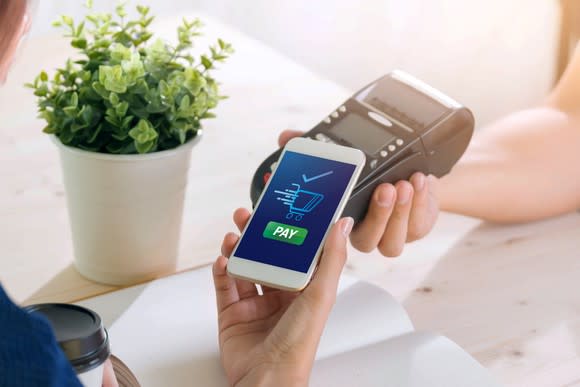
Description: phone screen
233,150,357,273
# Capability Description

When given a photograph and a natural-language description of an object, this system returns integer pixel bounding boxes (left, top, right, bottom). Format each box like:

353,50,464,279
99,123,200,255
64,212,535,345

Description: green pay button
263,221,308,246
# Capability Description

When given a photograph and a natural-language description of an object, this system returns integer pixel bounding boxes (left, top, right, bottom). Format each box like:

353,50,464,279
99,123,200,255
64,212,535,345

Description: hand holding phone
277,129,440,258
227,138,365,291
214,212,354,386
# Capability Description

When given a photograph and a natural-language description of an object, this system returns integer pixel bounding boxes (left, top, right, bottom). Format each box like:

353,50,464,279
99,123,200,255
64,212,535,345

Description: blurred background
30,0,569,127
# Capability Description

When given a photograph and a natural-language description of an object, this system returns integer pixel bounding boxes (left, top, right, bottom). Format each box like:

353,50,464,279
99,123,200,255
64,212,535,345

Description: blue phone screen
234,150,356,273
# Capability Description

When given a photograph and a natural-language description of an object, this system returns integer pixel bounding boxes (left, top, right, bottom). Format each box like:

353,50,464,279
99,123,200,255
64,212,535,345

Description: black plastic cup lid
24,303,110,374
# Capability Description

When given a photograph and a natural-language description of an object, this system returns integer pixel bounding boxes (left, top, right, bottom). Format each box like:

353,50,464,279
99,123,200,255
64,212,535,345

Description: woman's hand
102,358,119,387
213,208,354,387
278,130,439,257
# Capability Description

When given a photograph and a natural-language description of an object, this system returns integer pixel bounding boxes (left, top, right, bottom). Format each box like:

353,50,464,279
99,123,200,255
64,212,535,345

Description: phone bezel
227,137,365,291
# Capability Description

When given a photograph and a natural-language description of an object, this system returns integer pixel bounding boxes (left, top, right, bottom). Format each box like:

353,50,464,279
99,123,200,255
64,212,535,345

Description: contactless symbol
274,183,324,221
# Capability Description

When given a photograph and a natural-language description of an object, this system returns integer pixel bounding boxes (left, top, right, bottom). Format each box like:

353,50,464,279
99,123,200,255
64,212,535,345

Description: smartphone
227,137,365,291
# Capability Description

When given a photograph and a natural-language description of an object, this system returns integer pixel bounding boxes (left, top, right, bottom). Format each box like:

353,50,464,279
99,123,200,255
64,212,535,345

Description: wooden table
1,13,579,387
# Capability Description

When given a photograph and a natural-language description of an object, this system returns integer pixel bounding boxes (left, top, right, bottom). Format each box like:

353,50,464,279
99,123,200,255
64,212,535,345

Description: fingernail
376,187,394,208
341,217,354,237
397,185,411,205
413,173,425,191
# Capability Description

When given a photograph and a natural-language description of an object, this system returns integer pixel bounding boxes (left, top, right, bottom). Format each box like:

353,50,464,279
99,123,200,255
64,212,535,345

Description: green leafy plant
26,1,233,154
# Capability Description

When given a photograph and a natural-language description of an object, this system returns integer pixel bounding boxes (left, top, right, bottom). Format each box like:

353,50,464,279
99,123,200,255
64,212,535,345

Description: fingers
407,173,438,242
377,180,414,257
102,358,119,387
220,231,258,299
305,217,353,308
350,184,396,252
212,255,240,312
233,207,251,233
266,218,352,356
260,219,351,364
277,129,304,148
221,232,239,257
350,173,438,257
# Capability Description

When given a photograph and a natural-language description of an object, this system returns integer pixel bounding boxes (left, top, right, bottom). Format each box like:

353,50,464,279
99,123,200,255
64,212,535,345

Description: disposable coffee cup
25,303,110,387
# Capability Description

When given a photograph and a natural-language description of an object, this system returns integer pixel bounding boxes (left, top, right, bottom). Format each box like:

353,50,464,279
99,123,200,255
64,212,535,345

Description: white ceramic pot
53,134,200,285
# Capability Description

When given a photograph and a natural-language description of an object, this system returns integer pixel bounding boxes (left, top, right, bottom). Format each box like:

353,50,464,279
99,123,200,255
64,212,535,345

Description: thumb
264,217,354,363
303,217,354,307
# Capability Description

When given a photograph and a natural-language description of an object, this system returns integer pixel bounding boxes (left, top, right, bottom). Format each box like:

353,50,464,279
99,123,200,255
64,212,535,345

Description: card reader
250,70,474,222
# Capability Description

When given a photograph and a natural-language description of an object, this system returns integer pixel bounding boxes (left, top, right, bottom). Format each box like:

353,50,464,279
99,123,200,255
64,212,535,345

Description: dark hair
0,0,27,67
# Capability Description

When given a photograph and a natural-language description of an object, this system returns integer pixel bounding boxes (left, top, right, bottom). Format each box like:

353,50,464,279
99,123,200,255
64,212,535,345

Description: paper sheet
79,266,497,386
313,332,502,387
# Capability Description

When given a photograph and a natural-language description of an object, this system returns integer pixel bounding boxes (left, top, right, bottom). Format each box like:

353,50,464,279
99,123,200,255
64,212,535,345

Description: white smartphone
227,137,365,291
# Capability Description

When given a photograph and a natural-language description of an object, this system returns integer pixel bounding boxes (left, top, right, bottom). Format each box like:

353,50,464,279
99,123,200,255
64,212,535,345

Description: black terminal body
250,70,474,222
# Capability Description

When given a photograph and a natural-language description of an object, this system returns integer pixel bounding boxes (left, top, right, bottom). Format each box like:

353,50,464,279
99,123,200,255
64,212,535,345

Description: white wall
30,0,561,126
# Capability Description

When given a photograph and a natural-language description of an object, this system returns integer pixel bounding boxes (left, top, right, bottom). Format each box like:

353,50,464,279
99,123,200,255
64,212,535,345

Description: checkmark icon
302,170,334,183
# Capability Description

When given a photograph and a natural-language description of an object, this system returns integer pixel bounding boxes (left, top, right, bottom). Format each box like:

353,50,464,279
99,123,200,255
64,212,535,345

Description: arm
0,286,118,387
0,285,83,387
438,43,580,223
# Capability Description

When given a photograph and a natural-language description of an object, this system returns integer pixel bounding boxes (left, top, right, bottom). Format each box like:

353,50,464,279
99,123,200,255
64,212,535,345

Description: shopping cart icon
274,183,324,221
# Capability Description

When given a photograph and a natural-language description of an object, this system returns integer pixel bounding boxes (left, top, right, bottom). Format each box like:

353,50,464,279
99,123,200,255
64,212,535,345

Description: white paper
312,332,502,387
80,266,228,386
317,281,414,359
79,266,498,387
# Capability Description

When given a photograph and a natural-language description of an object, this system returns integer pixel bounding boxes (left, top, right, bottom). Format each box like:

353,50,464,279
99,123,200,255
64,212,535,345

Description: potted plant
27,2,233,285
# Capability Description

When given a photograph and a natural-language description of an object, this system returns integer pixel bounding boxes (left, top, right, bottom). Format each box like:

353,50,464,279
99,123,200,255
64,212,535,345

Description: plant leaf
200,55,212,69
129,119,158,144
30,4,233,154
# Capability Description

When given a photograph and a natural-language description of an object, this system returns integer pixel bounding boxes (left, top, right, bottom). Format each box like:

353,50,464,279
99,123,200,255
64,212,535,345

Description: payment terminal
250,70,475,222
